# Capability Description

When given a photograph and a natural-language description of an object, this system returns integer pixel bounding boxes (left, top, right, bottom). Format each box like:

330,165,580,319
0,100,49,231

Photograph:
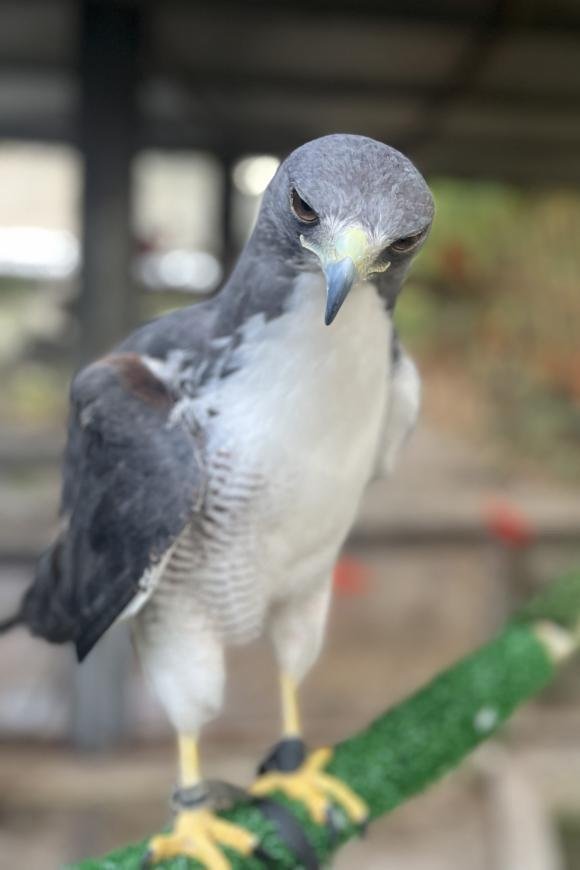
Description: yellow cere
334,226,369,264
300,227,391,276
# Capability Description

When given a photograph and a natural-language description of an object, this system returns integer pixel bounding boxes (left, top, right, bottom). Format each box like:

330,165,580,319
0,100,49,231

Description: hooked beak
300,225,386,325
324,258,357,325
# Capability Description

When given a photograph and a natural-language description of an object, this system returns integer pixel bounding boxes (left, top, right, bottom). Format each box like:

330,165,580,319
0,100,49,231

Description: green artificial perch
73,569,580,869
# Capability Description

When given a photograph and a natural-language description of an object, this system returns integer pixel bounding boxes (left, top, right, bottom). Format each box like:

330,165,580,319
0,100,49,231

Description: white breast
194,272,392,601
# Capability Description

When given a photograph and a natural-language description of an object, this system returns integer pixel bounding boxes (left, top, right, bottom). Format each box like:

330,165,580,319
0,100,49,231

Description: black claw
325,805,369,842
359,816,370,838
325,806,342,844
252,844,278,867
140,849,153,869
257,738,307,775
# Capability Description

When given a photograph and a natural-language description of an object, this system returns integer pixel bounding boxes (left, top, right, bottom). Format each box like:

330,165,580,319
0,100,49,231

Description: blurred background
1,1,580,867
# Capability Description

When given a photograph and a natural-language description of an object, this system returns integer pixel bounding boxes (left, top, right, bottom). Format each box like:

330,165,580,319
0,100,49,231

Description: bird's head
259,134,434,324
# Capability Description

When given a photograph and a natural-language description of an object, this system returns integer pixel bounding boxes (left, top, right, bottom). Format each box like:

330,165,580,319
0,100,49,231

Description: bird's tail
0,537,72,641
0,612,22,634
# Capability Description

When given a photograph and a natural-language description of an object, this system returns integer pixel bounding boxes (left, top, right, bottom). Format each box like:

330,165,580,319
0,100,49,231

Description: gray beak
324,257,357,325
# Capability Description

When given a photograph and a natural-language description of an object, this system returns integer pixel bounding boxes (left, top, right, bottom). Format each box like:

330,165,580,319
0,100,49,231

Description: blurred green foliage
559,817,580,870
397,179,580,480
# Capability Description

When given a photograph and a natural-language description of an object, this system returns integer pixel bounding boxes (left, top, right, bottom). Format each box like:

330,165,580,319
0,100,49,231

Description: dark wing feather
21,353,202,661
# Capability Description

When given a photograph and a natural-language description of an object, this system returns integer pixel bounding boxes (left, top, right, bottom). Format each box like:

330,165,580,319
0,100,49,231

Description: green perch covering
73,569,580,870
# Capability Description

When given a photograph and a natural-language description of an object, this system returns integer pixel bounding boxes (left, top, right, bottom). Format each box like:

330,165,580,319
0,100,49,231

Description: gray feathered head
257,134,434,324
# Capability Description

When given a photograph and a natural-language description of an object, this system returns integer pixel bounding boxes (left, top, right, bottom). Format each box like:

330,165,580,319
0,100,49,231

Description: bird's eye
290,188,319,224
388,229,427,255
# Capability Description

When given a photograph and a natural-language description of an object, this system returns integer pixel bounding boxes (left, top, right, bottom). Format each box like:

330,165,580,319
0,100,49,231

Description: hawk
2,135,433,867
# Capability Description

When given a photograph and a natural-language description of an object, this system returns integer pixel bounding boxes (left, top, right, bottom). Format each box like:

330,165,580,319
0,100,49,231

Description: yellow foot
250,747,368,827
144,807,256,869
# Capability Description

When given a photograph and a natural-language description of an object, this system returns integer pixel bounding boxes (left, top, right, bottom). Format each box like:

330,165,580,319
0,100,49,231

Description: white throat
200,272,392,475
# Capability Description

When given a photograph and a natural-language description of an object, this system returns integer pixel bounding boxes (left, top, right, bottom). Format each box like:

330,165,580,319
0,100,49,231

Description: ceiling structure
0,0,579,184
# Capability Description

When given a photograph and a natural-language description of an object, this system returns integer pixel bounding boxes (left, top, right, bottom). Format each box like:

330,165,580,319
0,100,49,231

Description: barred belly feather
188,451,267,643
141,452,267,646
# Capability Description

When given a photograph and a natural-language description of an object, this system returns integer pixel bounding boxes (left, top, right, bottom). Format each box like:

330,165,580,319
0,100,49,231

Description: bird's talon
145,808,256,869
250,746,368,830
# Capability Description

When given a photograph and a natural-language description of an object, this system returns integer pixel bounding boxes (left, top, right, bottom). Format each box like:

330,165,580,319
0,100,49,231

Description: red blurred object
484,499,535,548
334,556,371,596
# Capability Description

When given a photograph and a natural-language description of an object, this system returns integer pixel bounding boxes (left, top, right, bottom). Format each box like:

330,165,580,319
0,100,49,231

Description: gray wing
21,352,203,661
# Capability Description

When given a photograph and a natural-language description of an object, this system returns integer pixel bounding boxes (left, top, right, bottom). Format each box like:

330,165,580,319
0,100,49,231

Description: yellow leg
281,672,301,737
251,674,368,827
179,733,201,787
145,734,256,869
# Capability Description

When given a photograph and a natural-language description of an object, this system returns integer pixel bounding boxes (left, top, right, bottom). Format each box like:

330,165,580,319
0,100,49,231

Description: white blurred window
232,154,280,247
133,150,224,293
0,143,80,281
133,150,222,254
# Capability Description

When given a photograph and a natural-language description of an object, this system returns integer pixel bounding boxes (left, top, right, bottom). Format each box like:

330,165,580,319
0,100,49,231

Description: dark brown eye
290,188,318,224
388,229,427,255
